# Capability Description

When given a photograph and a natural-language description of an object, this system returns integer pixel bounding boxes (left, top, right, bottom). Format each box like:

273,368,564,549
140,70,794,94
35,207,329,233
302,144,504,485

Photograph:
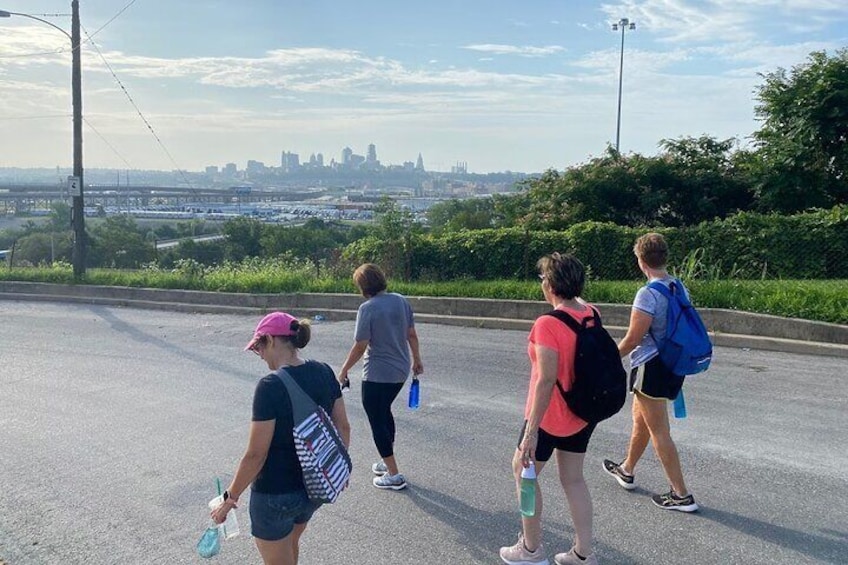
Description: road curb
0,281,845,358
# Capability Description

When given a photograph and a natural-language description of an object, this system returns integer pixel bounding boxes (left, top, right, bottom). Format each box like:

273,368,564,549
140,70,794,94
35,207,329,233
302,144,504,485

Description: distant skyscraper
281,151,300,173
223,163,237,176
416,153,425,171
205,165,219,175
246,160,266,175
367,143,377,163
316,153,324,167
342,146,353,165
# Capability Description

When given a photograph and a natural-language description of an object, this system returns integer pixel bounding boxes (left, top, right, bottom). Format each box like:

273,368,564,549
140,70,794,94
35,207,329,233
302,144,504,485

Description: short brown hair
634,233,668,269
353,263,387,297
537,252,585,300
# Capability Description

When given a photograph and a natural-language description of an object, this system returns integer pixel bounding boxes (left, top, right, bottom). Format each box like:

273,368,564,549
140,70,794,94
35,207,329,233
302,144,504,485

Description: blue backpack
648,279,712,376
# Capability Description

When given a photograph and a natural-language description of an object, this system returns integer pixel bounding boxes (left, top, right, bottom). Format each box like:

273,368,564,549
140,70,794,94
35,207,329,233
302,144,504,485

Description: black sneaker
602,459,636,490
651,490,699,512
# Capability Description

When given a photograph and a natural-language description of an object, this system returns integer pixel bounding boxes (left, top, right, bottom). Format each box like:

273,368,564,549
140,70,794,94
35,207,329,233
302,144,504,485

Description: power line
85,0,138,42
0,1,137,59
83,117,133,169
0,113,72,120
82,24,195,191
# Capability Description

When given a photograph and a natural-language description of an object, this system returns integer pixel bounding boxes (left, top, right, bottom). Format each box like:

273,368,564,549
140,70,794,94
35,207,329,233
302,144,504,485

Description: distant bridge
0,184,329,211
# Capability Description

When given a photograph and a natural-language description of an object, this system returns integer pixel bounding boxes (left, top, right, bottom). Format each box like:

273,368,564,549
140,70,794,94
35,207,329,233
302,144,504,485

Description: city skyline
0,1,846,174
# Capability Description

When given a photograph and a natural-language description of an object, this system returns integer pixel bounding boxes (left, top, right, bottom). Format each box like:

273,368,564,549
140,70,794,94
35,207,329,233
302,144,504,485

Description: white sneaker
372,473,407,490
499,534,550,565
371,461,388,475
554,547,598,565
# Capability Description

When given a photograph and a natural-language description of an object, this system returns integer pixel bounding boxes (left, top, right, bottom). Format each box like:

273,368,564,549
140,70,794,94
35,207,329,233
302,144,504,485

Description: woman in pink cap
211,311,351,565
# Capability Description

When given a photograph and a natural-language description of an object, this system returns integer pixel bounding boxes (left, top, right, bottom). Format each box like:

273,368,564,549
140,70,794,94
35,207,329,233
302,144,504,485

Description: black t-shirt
251,360,341,494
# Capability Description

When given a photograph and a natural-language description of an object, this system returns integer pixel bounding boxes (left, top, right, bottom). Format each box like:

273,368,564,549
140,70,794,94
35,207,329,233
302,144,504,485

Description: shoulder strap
275,368,319,422
542,308,601,403
647,280,674,298
544,307,601,333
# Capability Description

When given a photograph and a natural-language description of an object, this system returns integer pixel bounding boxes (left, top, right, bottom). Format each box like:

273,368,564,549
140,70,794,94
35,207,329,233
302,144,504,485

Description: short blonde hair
634,233,668,269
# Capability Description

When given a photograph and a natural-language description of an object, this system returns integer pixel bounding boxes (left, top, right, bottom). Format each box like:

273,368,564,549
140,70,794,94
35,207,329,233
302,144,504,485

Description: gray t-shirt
629,276,691,368
354,292,415,383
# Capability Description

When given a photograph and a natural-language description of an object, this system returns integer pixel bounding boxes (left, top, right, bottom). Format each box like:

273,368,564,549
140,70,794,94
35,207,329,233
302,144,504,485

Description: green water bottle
519,462,537,517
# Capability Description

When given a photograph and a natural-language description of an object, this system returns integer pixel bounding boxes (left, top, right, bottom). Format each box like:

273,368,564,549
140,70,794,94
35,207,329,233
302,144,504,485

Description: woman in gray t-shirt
602,233,699,513
339,263,423,491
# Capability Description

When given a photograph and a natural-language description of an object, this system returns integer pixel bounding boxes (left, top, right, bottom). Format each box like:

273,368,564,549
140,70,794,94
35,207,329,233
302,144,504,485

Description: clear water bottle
519,462,537,517
673,390,687,419
208,495,240,539
408,377,420,409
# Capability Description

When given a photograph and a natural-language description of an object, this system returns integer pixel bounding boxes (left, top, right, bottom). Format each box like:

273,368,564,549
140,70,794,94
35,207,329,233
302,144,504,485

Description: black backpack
544,308,627,424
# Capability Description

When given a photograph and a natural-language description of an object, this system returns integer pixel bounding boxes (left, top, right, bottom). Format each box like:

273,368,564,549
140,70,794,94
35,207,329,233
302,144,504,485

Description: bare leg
637,393,689,496
290,522,308,564
556,450,593,557
622,396,650,474
255,534,295,565
511,449,548,551
383,455,400,476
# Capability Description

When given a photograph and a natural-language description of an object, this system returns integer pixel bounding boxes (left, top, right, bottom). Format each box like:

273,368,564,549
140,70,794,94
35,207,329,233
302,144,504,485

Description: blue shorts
249,490,321,541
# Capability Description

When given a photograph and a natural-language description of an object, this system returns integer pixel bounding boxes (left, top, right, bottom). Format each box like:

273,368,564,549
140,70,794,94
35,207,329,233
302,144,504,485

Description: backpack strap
275,368,319,422
542,307,602,402
543,307,601,333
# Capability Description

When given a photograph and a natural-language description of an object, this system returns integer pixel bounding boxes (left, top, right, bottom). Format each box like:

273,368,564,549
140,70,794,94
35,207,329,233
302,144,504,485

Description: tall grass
0,260,845,324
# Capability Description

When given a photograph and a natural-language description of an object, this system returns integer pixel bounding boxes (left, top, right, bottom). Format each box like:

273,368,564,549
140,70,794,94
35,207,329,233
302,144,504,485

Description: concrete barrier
0,281,845,357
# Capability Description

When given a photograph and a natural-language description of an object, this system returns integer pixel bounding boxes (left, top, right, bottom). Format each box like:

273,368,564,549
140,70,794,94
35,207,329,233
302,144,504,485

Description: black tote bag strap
275,368,318,423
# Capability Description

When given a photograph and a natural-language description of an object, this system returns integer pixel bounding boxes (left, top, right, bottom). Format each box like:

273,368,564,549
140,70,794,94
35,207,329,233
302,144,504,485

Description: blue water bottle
673,390,687,419
520,462,537,517
408,378,420,409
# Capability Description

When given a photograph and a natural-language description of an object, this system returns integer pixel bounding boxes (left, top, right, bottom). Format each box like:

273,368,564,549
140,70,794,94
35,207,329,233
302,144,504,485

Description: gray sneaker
373,472,407,490
602,459,635,490
371,461,388,475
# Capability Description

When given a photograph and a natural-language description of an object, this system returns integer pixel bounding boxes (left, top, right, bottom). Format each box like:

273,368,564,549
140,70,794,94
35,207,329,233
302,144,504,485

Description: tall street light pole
1,1,86,277
612,17,636,154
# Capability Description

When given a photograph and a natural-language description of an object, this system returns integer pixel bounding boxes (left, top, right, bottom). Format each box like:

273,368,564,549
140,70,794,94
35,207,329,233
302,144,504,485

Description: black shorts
630,355,685,400
517,420,596,461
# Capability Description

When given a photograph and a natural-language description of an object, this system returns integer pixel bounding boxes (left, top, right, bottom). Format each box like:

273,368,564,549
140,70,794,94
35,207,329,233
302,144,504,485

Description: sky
0,0,845,174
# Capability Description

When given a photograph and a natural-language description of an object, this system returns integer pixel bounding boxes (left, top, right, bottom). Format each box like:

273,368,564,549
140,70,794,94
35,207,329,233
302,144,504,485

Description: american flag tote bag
276,369,352,503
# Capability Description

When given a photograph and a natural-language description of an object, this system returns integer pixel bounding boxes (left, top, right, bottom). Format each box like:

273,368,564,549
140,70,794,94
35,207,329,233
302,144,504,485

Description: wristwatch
223,490,238,504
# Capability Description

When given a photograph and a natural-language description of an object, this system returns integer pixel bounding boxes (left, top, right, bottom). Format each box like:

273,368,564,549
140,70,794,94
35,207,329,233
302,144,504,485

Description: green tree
655,136,754,225
752,49,848,212
427,198,496,232
222,217,264,261
12,232,73,265
89,215,155,268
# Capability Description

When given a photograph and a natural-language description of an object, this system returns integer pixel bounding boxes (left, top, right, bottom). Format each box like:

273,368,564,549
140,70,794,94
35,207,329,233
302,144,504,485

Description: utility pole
71,0,86,277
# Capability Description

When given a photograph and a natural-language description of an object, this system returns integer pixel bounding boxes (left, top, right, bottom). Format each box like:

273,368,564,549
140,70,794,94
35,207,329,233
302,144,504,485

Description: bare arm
338,340,368,385
619,308,653,358
519,344,559,465
211,419,274,523
408,326,423,376
330,397,351,448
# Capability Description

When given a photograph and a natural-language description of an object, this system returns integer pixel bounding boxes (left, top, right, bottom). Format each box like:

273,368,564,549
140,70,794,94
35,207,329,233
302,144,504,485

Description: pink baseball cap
244,311,299,351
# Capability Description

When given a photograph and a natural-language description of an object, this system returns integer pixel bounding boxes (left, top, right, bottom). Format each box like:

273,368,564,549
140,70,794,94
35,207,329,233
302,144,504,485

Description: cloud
600,0,847,43
462,44,565,57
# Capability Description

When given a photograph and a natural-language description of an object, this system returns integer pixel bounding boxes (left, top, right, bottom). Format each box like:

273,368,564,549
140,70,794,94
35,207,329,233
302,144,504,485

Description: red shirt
525,304,594,437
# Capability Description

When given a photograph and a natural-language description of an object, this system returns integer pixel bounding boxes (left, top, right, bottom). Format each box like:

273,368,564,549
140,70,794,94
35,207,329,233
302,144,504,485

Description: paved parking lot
0,301,846,564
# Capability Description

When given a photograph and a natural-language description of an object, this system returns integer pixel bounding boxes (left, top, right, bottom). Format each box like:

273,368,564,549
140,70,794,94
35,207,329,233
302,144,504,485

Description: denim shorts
249,489,321,541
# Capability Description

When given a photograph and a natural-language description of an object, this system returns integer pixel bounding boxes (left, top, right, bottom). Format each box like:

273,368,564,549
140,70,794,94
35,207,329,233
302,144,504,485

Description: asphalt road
0,302,846,565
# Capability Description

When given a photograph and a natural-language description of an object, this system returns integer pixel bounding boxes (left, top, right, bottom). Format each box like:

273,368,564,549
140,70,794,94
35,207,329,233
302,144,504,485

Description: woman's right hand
337,368,349,388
